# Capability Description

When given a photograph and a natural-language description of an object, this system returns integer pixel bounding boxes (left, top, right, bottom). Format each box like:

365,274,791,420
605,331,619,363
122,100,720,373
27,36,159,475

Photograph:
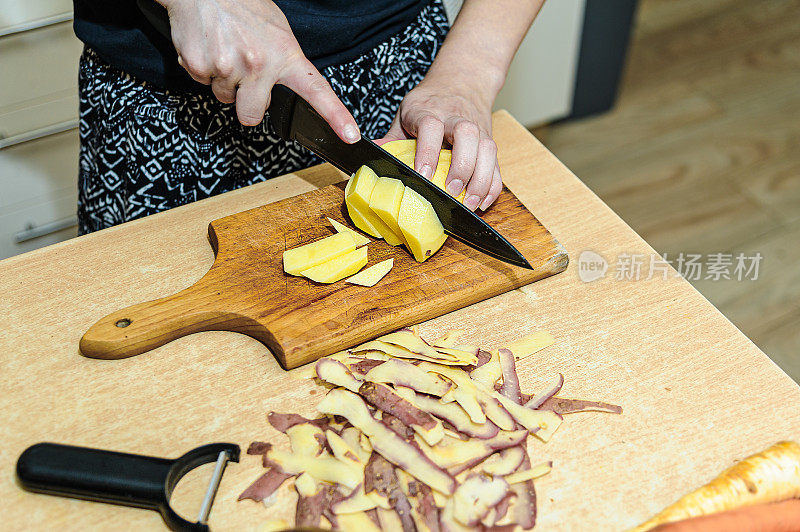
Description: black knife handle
267,85,298,140
137,0,172,39
17,442,173,509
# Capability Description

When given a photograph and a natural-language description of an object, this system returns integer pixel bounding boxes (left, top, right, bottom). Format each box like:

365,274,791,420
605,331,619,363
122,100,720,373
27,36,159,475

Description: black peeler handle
17,442,240,531
17,442,172,509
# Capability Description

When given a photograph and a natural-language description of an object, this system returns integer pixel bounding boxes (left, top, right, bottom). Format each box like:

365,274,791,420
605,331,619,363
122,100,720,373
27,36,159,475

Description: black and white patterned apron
77,1,449,234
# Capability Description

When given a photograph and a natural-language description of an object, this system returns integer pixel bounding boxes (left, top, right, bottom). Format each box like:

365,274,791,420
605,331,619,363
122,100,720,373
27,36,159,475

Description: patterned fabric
77,1,449,234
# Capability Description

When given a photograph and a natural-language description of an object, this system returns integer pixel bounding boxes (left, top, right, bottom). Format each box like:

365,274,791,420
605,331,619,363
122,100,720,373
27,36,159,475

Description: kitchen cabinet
0,0,81,259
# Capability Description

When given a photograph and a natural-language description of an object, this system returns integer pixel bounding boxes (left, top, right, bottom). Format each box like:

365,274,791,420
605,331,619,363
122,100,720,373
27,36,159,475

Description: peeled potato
300,246,368,284
368,177,407,246
345,166,404,246
342,140,458,263
283,231,356,276
382,140,466,203
397,187,447,262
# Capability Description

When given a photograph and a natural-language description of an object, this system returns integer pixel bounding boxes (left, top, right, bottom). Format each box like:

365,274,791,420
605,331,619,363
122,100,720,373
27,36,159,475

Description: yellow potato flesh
283,231,356,276
301,246,368,283
398,187,447,262
383,140,465,203
345,166,404,246
345,258,393,287
327,217,370,247
344,177,382,239
368,177,407,245
504,331,555,359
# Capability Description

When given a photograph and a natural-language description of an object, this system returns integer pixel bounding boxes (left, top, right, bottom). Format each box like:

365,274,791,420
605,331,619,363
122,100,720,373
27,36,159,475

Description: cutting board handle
79,283,267,360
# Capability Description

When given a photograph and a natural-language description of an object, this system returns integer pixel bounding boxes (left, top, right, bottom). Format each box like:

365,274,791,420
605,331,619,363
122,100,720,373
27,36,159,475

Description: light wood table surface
1,111,798,531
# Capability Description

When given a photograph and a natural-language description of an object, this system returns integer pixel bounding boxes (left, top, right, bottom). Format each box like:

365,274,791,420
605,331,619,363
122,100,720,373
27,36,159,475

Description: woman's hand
158,0,360,143
377,79,502,212
378,0,545,212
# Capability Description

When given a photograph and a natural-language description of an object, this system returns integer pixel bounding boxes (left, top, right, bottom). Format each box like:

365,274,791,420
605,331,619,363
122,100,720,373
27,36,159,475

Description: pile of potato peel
239,327,622,531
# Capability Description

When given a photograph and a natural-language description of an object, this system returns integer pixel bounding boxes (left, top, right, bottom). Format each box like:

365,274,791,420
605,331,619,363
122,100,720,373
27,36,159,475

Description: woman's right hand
157,0,360,142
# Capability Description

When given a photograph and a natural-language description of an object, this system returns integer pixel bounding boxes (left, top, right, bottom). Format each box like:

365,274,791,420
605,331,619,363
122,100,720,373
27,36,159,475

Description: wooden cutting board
79,182,567,369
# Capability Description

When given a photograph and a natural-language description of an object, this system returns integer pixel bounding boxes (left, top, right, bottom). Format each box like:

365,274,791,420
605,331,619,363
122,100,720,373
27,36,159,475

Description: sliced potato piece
300,246,367,283
283,231,355,276
345,166,404,245
345,193,383,239
327,216,370,246
369,177,407,244
345,258,393,287
383,139,465,202
398,187,448,262
504,330,555,359
381,139,417,163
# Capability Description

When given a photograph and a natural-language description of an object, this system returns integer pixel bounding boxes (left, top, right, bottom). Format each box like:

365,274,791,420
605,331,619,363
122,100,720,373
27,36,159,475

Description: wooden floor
537,0,800,380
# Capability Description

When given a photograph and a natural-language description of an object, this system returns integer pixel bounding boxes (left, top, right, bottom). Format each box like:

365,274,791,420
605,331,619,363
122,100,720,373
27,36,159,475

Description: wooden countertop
1,111,798,531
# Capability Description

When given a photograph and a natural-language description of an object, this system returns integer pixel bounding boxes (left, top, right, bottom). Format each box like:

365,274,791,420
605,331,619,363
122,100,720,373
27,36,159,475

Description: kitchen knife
136,0,531,267
267,85,533,269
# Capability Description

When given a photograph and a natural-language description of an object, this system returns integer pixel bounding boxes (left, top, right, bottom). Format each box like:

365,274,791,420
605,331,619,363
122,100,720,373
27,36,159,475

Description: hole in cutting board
116,319,131,328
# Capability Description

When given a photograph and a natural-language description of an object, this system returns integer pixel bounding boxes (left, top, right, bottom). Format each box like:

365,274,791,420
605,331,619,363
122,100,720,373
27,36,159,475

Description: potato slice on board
327,216,370,247
345,258,393,287
301,246,367,283
283,231,355,276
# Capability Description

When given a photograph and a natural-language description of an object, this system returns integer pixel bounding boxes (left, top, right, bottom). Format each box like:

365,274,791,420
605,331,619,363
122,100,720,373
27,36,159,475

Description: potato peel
317,389,456,495
239,327,622,531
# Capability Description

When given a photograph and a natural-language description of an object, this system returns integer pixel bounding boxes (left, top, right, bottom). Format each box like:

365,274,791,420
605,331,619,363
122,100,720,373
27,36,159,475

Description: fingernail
418,164,432,179
479,194,494,211
447,179,464,196
343,124,360,143
465,195,480,211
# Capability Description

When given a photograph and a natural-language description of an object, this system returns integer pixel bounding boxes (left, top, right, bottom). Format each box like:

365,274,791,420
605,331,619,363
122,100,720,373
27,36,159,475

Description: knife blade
132,4,530,267
267,85,532,269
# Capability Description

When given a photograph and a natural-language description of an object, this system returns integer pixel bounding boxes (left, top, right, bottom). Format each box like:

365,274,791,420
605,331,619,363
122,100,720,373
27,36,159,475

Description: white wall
445,0,586,128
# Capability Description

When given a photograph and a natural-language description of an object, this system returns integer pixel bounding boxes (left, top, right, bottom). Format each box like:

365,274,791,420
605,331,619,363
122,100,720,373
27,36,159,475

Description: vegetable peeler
16,442,240,531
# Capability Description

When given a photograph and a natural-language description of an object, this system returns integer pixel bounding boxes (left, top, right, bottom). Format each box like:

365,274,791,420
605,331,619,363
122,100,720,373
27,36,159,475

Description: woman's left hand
376,79,502,212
